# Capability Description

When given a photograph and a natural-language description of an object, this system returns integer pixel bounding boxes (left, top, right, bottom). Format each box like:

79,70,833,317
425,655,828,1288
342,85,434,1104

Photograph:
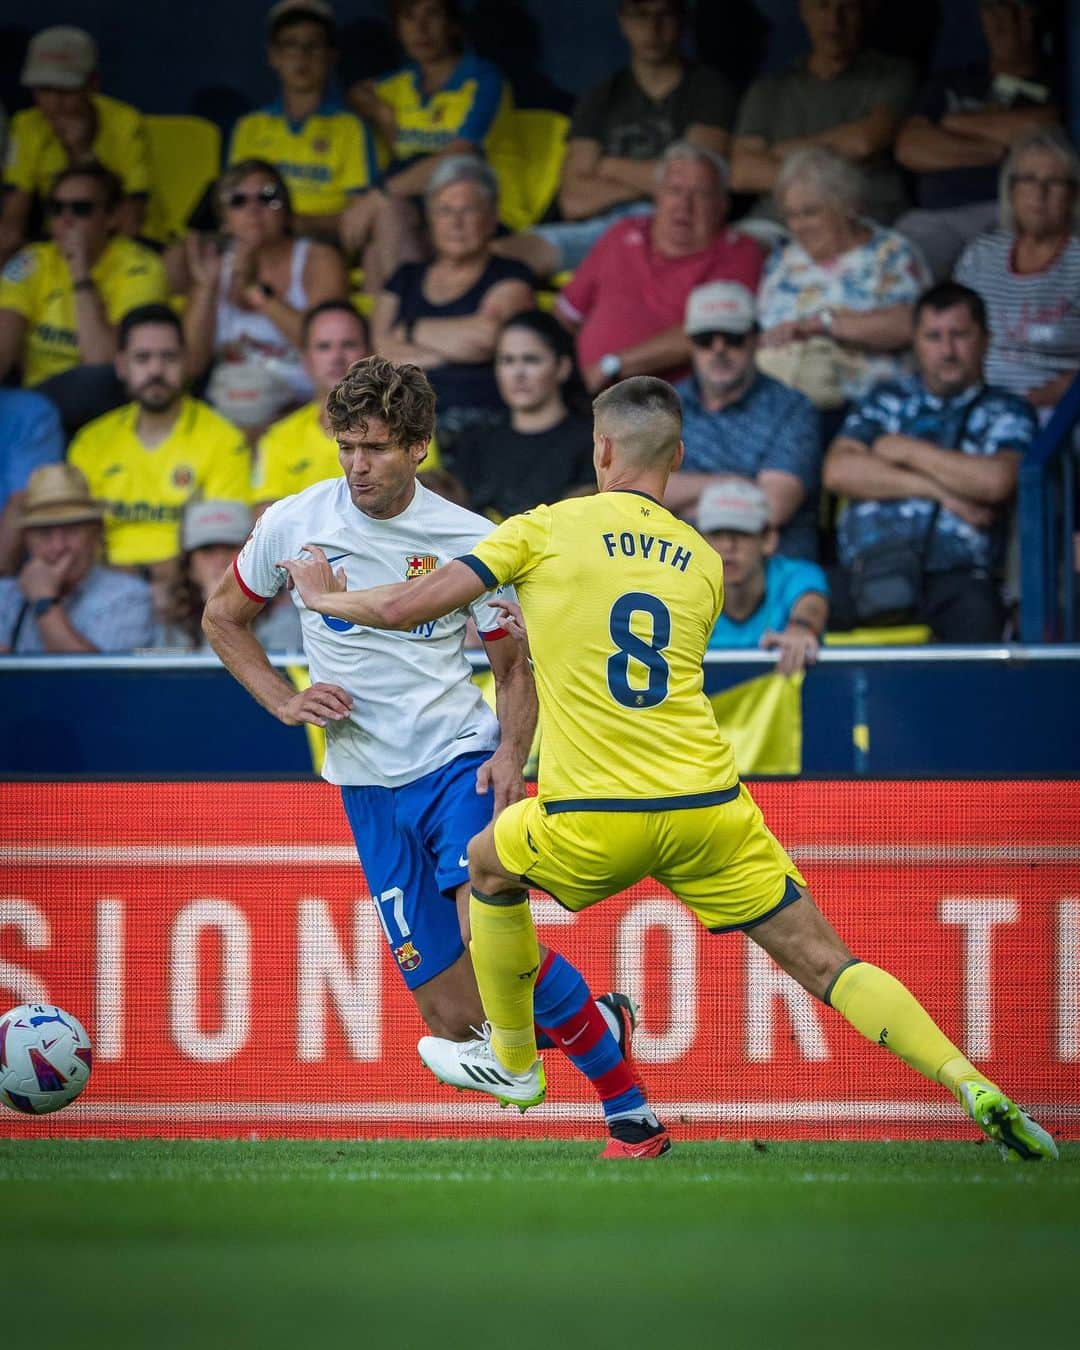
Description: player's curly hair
326,356,437,450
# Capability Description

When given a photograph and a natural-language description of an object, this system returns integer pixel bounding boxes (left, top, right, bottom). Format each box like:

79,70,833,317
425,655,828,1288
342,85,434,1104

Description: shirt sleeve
89,576,157,651
469,582,515,639
733,75,774,140
458,65,507,146
234,498,291,602
2,112,40,193
557,230,608,323
338,115,373,194
779,560,829,619
106,251,169,321
460,505,552,589
874,232,929,306
205,429,253,504
0,247,40,319
981,396,1038,456
123,111,153,196
1,394,63,503
760,394,822,488
838,388,891,446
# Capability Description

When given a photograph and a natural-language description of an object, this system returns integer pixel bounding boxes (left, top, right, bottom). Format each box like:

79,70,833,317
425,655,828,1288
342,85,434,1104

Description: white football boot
418,1025,546,1112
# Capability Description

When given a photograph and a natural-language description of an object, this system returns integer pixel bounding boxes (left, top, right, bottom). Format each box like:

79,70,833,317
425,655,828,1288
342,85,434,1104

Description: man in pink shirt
556,142,763,391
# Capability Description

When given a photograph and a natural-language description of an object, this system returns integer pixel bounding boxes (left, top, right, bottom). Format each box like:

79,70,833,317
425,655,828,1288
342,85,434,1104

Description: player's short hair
50,162,123,212
914,281,988,332
301,299,369,347
592,376,683,469
118,303,184,349
326,355,436,449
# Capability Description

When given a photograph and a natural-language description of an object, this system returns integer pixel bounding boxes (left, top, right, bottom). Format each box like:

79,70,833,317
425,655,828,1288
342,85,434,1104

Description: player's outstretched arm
203,566,353,729
476,631,538,813
279,546,486,630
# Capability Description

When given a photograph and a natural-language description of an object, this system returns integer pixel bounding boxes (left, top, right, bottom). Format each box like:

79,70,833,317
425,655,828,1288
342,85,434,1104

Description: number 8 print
606,592,671,709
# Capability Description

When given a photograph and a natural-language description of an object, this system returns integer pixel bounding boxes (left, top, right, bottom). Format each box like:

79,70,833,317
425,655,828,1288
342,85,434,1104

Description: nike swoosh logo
560,1024,589,1047
457,854,469,867
324,552,350,563
455,731,477,741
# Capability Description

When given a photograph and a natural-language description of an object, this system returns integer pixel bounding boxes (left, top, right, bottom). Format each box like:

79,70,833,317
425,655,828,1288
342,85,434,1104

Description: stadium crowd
0,0,1076,658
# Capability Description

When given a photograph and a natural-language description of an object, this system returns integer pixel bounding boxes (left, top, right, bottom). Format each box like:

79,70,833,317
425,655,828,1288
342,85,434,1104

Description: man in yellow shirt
68,304,250,589
254,298,438,509
0,27,152,261
0,165,169,434
229,0,373,242
279,370,1058,1165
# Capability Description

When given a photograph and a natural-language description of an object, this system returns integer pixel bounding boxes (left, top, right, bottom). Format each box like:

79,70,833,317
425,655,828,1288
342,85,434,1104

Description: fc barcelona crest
394,941,422,971
405,553,438,579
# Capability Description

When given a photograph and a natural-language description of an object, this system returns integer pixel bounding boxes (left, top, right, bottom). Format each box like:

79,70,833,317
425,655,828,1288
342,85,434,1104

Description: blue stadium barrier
1019,372,1080,642
3,647,1078,777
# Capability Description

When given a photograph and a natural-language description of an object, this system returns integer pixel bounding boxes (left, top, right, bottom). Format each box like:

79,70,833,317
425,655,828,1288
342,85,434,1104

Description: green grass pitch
0,1139,1076,1349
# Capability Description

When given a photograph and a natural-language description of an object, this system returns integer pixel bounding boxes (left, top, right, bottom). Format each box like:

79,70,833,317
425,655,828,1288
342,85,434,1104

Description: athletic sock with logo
826,959,990,1099
533,951,649,1121
468,889,539,1073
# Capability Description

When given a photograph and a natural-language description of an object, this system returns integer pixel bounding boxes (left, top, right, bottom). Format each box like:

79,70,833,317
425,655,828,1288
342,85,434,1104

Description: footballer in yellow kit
462,491,805,930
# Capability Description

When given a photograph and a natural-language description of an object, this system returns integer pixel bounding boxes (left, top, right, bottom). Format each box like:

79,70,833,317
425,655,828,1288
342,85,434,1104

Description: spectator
67,305,251,597
698,479,828,675
666,280,823,559
155,499,301,653
556,142,763,392
182,160,349,433
0,165,169,436
822,281,1036,641
371,155,533,450
254,299,371,508
0,389,64,575
495,0,735,279
896,0,1061,280
450,310,594,519
229,1,374,244
731,0,914,228
0,27,152,262
955,126,1079,415
0,462,155,653
343,0,513,293
756,148,928,410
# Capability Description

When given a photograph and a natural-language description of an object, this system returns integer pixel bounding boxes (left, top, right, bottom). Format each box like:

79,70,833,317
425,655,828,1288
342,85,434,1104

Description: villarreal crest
404,553,438,579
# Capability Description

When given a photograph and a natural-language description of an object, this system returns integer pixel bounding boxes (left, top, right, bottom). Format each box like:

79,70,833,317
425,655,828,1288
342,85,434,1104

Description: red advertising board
1,781,1077,1141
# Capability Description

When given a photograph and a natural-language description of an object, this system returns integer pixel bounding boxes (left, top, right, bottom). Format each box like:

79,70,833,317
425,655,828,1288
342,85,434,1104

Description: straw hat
16,463,104,529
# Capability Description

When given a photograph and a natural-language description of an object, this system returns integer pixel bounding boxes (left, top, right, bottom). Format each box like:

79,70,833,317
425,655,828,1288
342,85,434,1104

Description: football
0,1004,92,1115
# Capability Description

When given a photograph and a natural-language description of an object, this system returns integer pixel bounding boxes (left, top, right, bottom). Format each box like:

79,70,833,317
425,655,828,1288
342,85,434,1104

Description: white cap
685,281,756,337
182,500,253,551
21,27,97,89
697,480,770,535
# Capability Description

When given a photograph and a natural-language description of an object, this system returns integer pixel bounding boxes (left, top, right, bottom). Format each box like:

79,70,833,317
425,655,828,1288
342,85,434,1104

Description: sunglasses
45,199,100,219
226,186,286,210
690,329,752,349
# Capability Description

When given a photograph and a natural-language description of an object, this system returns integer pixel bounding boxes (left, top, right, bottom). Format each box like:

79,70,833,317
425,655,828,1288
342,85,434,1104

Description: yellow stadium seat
487,109,569,233
143,115,222,244
825,626,933,646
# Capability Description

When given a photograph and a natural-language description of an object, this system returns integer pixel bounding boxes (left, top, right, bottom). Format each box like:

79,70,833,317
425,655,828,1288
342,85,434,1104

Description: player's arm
278,546,486,629
476,631,537,813
202,563,353,728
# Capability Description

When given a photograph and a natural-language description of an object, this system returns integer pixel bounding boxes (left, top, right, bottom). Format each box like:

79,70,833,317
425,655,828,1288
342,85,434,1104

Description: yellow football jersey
229,101,373,216
375,53,512,163
466,491,739,809
0,237,169,386
3,94,152,199
254,401,441,502
68,397,252,566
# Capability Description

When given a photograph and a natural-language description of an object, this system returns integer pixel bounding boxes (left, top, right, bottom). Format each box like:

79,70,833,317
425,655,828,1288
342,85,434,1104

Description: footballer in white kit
235,476,513,990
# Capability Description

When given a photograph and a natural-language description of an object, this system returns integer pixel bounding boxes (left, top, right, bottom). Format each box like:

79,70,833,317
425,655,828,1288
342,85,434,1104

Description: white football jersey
235,479,508,788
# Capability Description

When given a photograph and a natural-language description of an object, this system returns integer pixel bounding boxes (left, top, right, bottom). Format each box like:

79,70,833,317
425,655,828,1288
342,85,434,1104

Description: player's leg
749,891,1057,1161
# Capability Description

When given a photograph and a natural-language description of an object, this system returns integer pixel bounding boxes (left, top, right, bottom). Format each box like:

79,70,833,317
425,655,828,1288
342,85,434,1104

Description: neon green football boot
959,1081,1058,1162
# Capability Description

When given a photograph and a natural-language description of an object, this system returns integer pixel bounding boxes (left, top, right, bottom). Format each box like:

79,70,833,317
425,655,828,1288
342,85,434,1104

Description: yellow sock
468,891,539,1074
827,960,992,1100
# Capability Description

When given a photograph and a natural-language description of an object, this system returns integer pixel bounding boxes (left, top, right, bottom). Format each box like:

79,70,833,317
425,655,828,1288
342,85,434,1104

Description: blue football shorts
340,750,494,990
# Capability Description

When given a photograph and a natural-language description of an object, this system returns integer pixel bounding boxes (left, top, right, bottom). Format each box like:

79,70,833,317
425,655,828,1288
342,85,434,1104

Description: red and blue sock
532,951,649,1122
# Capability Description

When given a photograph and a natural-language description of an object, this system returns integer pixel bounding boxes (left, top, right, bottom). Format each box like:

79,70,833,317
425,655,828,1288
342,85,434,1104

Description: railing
1019,371,1080,642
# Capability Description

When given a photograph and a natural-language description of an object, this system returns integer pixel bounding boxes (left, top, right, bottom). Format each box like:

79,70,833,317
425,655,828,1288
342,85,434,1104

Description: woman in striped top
955,126,1079,416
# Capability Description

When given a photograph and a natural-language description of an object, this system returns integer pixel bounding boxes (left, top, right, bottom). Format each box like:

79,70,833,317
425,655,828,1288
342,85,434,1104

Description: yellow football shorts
492,783,806,932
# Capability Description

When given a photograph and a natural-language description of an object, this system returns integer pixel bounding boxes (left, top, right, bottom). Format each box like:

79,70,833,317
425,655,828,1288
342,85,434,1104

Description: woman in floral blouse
757,147,929,409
